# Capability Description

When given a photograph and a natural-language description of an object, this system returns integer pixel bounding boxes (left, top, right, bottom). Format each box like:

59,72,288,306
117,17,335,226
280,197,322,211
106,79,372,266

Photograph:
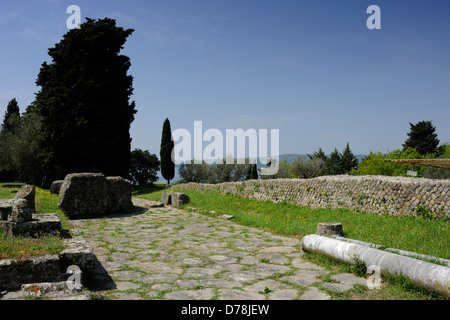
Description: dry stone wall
172,175,450,218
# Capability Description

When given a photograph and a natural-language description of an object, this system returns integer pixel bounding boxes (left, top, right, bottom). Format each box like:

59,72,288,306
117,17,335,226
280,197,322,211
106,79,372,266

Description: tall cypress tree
0,98,21,181
340,142,359,173
1,98,20,134
250,163,259,179
160,118,175,185
34,18,137,187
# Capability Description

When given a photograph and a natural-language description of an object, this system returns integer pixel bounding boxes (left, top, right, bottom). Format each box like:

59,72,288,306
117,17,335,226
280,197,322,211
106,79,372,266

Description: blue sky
1,0,449,157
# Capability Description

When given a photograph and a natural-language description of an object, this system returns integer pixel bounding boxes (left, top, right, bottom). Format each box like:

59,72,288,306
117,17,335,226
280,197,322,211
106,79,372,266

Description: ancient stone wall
171,175,450,218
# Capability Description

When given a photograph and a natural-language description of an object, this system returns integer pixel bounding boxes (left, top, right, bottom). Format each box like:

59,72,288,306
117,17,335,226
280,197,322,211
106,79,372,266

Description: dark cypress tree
340,142,359,173
250,163,259,179
0,98,21,181
160,118,175,185
402,121,440,156
1,98,20,134
326,148,344,175
34,18,137,187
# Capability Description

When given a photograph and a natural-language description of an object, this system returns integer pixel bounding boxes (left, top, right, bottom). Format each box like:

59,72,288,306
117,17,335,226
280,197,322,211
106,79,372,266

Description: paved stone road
2,197,368,300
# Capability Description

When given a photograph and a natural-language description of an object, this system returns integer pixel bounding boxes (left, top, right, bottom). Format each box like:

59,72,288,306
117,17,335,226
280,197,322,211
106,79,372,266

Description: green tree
179,160,208,183
34,18,137,187
307,147,327,163
1,98,21,134
340,142,359,173
291,156,326,178
325,148,344,175
160,118,175,185
354,148,424,177
402,121,439,156
0,103,44,184
129,149,160,189
0,98,21,181
250,163,259,179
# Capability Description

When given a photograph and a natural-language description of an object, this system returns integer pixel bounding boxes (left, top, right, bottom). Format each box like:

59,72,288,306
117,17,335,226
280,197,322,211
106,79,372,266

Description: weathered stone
218,289,265,300
9,213,61,237
21,281,83,297
0,255,61,291
9,199,32,223
172,192,190,206
165,288,215,300
321,282,353,292
14,185,35,213
59,236,95,272
301,287,331,300
316,222,343,236
58,173,132,218
161,190,173,205
161,190,190,206
50,180,64,195
0,199,13,221
269,289,298,300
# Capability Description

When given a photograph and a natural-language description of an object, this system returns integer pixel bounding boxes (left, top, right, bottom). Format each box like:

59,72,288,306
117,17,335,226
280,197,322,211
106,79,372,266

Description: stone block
161,190,173,205
59,236,95,272
50,180,64,195
172,192,190,206
161,191,190,206
0,255,61,291
316,223,343,236
0,199,13,220
14,185,35,213
58,173,132,218
9,199,32,223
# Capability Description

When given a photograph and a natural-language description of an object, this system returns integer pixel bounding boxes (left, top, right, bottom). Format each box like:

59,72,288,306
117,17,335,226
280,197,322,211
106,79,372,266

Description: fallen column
301,234,450,297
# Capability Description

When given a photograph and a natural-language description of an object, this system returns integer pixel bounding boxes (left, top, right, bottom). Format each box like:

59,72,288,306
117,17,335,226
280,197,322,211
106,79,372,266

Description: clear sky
1,0,449,157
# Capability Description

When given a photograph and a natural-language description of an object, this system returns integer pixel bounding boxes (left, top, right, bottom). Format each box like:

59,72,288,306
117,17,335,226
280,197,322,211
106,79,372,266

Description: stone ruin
0,182,96,293
161,190,190,206
57,172,132,219
0,185,61,237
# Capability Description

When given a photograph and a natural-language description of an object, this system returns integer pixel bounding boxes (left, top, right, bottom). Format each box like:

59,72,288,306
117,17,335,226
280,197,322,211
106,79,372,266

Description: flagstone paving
2,197,369,300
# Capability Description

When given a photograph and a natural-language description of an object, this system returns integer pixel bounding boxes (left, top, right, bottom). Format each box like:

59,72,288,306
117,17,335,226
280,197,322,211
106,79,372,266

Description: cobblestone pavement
3,198,368,300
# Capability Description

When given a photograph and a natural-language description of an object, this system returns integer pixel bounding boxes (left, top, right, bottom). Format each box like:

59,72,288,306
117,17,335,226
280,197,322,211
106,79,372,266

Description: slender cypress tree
1,98,20,134
160,118,175,185
250,163,259,179
340,142,359,173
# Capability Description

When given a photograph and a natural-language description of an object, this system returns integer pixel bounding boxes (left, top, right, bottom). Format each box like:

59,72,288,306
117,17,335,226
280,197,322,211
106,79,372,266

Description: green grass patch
137,188,449,260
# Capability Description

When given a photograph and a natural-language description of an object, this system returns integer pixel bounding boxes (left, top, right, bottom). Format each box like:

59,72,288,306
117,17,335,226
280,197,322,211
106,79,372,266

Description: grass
0,183,68,259
137,188,450,261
